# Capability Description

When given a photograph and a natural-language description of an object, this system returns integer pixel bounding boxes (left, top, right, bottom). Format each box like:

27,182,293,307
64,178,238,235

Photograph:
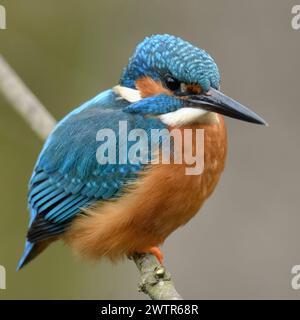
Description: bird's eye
165,75,180,91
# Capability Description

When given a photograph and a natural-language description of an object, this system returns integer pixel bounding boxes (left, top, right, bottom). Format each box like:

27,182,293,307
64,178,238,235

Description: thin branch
133,253,182,300
0,54,182,300
0,55,56,140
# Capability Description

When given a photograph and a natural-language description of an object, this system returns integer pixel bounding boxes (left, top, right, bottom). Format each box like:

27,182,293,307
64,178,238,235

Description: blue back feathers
26,89,166,244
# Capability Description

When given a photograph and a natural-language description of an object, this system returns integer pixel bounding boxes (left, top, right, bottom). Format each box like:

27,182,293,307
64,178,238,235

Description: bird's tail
17,240,49,271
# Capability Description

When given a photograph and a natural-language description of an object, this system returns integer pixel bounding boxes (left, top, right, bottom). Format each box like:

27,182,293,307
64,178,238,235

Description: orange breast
64,115,227,261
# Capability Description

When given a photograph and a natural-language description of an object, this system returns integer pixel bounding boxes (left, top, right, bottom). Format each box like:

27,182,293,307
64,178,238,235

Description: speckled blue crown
120,34,220,92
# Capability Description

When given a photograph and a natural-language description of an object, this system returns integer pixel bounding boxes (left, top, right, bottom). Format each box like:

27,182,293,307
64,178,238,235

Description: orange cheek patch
136,77,172,98
187,84,202,95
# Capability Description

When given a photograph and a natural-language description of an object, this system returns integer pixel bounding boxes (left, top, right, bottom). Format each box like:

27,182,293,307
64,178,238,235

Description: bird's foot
138,246,164,264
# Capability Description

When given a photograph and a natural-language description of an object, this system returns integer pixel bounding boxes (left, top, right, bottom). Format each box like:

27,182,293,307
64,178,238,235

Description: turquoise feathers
121,34,220,92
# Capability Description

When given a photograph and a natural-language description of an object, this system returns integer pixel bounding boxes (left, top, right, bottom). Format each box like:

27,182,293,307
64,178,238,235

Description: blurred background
0,0,299,299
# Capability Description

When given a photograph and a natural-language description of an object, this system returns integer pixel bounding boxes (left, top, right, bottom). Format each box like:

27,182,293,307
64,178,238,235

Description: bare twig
133,253,182,300
0,54,182,300
0,55,56,140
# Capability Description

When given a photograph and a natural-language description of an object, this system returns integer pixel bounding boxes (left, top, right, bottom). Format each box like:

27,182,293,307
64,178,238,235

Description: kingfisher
17,34,267,270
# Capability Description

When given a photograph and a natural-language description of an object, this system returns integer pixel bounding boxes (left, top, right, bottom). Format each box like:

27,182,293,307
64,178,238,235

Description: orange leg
137,246,164,264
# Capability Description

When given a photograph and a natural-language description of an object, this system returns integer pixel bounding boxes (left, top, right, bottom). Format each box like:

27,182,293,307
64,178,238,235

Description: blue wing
26,89,166,243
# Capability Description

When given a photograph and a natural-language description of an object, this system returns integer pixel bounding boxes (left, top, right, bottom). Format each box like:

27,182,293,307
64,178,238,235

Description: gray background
0,0,299,299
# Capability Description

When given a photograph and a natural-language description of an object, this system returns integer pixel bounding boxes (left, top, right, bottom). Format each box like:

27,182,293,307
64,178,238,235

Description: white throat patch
159,108,219,126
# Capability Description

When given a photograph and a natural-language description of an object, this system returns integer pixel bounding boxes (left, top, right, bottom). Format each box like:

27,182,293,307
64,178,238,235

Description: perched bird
17,34,266,270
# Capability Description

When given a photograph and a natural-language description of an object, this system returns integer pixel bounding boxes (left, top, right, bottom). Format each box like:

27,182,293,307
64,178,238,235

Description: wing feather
26,89,166,242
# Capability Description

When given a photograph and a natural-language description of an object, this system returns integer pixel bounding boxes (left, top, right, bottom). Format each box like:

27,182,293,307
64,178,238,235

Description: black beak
186,88,267,125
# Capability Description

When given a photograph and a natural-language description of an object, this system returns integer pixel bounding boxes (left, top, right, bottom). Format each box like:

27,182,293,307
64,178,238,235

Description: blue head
117,34,266,125
121,34,220,92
